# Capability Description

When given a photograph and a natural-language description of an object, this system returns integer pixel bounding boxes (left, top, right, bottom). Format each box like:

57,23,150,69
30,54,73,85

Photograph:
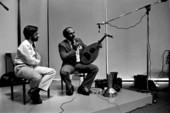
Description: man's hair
23,25,38,39
63,27,72,38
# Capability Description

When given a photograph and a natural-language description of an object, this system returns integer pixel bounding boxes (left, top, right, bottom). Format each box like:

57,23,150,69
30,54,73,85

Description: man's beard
31,37,38,42
69,36,75,42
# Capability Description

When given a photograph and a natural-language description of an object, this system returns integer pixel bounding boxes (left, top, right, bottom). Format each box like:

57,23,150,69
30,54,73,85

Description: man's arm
17,44,41,66
58,43,76,61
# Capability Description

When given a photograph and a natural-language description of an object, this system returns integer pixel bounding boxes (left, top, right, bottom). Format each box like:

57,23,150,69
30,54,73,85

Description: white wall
0,0,18,77
20,0,48,67
49,0,170,80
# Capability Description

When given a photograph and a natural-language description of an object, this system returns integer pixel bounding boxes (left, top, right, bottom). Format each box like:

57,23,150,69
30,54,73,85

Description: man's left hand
98,44,102,48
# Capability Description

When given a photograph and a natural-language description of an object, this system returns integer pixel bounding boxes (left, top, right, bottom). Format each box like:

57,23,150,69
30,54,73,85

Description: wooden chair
61,71,86,91
5,53,50,105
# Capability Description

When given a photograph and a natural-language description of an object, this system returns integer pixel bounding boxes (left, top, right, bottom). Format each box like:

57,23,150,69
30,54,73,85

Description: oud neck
98,35,107,44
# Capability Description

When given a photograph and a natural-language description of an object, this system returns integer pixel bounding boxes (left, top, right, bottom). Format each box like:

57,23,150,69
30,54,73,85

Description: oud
80,33,113,65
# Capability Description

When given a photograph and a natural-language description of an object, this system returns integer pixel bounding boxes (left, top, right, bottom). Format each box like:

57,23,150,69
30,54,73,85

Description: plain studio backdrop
0,0,170,81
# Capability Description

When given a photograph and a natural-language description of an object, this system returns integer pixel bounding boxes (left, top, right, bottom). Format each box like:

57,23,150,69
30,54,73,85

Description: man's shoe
32,98,42,104
77,86,90,96
28,89,42,104
66,85,74,96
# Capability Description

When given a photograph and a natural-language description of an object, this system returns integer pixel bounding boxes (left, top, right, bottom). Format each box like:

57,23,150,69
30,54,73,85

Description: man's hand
69,50,76,56
73,41,80,49
98,44,102,48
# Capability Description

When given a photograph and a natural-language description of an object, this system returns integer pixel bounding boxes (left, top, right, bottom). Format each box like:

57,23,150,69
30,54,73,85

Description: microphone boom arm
99,0,167,26
0,1,9,11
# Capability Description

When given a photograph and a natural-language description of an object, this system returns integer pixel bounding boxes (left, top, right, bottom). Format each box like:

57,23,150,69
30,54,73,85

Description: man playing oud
58,27,99,96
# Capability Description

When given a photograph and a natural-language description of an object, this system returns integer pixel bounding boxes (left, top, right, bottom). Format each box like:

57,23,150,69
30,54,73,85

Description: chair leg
61,79,64,90
23,81,26,105
80,73,85,85
11,81,14,100
47,88,50,98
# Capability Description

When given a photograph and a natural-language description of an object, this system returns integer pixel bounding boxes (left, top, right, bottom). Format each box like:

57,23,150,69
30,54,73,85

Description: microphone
0,1,9,11
97,23,101,33
97,22,105,25
97,22,105,33
97,23,101,29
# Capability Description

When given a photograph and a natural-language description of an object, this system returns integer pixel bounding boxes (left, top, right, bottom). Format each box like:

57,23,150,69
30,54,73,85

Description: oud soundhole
83,52,91,60
90,48,95,53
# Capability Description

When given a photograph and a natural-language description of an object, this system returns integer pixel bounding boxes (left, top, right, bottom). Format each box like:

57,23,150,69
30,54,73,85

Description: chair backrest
5,53,15,73
10,53,16,63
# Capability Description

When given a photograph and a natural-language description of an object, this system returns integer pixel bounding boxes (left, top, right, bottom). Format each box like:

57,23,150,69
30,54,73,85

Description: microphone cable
155,50,170,84
106,13,146,30
59,93,78,113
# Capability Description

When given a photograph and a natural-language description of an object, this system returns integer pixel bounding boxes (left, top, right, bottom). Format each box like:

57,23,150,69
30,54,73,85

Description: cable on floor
59,93,78,113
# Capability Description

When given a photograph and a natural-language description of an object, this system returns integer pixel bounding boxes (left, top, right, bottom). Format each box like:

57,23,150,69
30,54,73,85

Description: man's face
31,32,39,42
66,28,75,41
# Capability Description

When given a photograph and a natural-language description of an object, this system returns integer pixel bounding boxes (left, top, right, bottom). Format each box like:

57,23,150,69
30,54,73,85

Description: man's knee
92,65,99,72
49,68,56,76
60,69,69,76
31,71,42,81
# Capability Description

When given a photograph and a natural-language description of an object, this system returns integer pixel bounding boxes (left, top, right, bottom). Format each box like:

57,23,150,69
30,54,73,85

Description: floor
0,80,168,113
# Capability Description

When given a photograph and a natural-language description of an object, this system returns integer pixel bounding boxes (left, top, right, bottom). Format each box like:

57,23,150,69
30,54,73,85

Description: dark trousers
60,63,98,89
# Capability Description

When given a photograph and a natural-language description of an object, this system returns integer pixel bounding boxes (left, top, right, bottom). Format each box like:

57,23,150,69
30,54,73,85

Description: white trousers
15,65,56,91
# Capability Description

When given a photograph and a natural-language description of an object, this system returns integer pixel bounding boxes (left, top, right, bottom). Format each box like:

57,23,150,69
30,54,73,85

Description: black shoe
32,98,42,104
66,85,74,96
28,89,42,104
77,86,90,96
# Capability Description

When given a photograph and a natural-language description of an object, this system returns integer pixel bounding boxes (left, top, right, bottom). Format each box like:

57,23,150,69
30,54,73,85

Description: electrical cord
106,13,146,30
155,50,170,84
59,93,78,113
148,40,152,79
59,87,121,113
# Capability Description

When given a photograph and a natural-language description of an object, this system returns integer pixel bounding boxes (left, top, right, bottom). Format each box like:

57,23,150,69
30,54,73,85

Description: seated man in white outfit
14,25,56,104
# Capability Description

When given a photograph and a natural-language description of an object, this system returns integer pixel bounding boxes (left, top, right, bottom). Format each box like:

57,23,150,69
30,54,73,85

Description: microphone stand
98,0,167,92
145,5,151,92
